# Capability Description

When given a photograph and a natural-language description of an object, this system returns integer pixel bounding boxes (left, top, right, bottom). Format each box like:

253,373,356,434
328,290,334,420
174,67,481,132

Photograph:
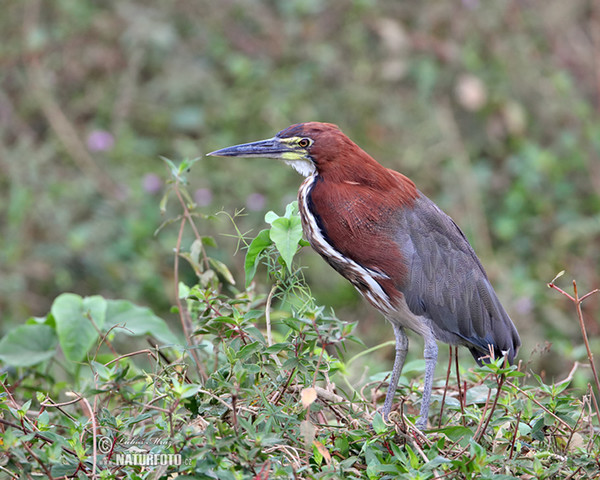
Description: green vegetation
1,161,599,478
1,0,599,478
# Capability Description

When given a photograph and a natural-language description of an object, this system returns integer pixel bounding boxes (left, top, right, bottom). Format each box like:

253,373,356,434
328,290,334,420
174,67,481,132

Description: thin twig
0,418,79,458
0,466,19,479
272,368,297,406
104,349,158,366
310,324,331,390
22,442,54,479
563,466,584,480
263,444,303,470
265,283,283,367
474,374,506,442
508,410,522,460
173,211,207,381
506,381,573,433
580,288,600,303
173,179,210,270
1,378,22,410
566,388,588,452
548,277,600,426
473,384,492,441
41,395,82,408
231,391,238,432
438,345,453,428
38,396,78,422
90,321,121,359
555,362,581,386
78,395,97,477
288,384,369,418
265,283,278,348
454,347,466,426
197,389,233,411
407,435,442,479
572,281,600,420
312,346,326,388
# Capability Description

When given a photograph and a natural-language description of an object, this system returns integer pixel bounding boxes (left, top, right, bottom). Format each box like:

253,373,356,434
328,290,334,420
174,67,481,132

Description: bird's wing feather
395,193,521,363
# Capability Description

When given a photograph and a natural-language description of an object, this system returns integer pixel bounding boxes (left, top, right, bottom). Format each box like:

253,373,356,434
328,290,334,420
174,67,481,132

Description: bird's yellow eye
298,138,310,148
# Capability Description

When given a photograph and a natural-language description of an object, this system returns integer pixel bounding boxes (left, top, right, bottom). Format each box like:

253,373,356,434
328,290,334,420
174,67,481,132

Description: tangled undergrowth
1,161,598,479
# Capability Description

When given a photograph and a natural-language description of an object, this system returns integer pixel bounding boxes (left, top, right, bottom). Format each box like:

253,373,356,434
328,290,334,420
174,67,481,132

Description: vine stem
174,210,206,381
548,276,600,426
265,283,283,367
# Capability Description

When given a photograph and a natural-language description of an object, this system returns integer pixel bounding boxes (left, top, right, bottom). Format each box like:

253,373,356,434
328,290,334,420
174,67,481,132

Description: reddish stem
548,277,600,427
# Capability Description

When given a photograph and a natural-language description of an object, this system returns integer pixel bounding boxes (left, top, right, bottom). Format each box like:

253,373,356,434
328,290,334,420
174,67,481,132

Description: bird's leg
415,335,438,430
381,323,408,421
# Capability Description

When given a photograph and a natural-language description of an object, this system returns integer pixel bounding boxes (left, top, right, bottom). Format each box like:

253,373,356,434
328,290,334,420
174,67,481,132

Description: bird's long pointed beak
207,137,292,159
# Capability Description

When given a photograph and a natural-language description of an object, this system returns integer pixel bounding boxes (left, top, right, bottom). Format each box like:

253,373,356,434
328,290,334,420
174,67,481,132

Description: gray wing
397,194,521,363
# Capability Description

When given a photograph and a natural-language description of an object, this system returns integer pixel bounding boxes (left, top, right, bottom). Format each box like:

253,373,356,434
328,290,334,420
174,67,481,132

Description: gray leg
381,323,408,420
415,335,438,430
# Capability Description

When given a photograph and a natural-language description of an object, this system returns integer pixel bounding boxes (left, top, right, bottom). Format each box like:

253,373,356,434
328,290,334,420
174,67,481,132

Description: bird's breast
297,175,412,313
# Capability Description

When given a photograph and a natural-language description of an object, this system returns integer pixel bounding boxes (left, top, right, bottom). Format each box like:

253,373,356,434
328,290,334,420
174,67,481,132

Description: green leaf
201,236,217,248
190,238,203,267
243,309,264,321
209,257,236,284
244,229,272,287
160,156,179,178
405,444,421,469
283,201,298,218
269,215,303,272
159,190,169,214
179,384,200,399
178,156,201,174
264,211,279,224
236,341,262,360
364,446,382,478
311,441,323,466
103,299,180,345
52,293,106,362
38,410,50,427
0,324,57,367
335,435,349,457
51,463,79,477
90,360,112,380
437,425,474,443
178,282,191,299
371,412,387,434
264,343,289,355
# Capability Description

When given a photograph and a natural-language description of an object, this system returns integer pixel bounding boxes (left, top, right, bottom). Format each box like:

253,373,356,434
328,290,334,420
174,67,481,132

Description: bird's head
208,122,360,177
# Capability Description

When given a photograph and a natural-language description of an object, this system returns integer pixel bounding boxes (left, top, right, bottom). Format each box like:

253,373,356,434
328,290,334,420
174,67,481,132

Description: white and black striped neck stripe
297,175,395,314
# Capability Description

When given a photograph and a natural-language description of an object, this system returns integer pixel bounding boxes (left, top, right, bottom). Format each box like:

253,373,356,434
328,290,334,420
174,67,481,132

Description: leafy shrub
1,161,598,478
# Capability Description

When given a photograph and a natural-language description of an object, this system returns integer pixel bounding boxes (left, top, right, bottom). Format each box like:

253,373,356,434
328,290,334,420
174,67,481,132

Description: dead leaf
313,440,331,465
300,419,316,448
301,387,317,409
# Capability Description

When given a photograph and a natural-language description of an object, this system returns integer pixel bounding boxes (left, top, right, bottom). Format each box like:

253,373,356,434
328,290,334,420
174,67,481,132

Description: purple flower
194,188,213,207
461,0,479,9
246,193,266,211
142,173,163,194
87,130,115,152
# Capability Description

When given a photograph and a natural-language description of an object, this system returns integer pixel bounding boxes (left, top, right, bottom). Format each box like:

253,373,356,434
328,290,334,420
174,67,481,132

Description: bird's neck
316,151,419,206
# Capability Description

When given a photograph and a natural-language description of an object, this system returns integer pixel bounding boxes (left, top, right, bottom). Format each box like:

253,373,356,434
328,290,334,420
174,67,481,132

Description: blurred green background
1,0,599,380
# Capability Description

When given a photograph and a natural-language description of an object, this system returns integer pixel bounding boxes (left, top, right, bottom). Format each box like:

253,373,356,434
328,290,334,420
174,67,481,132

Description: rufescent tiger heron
208,122,521,429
